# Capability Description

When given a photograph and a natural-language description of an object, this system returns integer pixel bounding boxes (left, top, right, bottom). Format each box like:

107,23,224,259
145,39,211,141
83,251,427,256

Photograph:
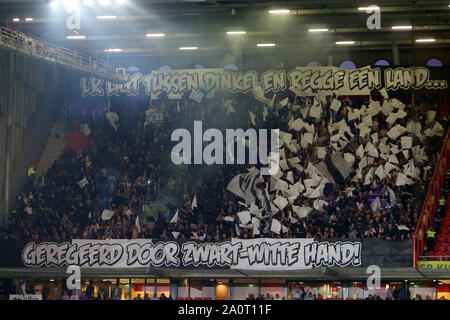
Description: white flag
135,215,141,233
106,112,119,131
191,196,197,210
172,231,180,239
170,210,179,224
371,197,381,213
101,209,115,221
237,211,251,225
248,111,257,126
330,99,341,112
270,219,281,234
273,196,289,211
77,177,89,189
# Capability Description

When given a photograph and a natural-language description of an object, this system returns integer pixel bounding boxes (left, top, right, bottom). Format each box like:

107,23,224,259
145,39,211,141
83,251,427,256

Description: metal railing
0,26,120,81
414,128,450,267
419,255,450,261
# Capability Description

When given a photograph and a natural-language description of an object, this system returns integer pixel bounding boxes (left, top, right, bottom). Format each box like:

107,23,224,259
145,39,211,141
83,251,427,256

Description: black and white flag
144,109,164,126
226,168,262,205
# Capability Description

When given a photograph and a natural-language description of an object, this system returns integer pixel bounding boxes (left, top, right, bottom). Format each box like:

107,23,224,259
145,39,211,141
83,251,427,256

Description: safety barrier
414,128,450,266
0,26,121,81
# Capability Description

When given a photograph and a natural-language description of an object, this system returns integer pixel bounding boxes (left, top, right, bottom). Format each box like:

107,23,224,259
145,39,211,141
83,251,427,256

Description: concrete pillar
0,51,60,226
392,44,400,66
170,280,178,299
328,55,334,66
285,280,289,300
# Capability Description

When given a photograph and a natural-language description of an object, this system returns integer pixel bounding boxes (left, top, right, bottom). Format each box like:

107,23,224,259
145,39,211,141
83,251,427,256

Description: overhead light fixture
62,0,79,10
257,43,276,47
416,38,436,43
392,25,412,30
50,0,60,8
226,31,246,35
104,48,122,52
145,33,165,37
309,28,329,32
116,0,126,5
83,0,92,5
268,9,290,14
179,47,198,50
98,0,110,5
96,15,117,19
336,41,355,45
25,17,34,21
67,35,86,39
12,18,20,22
358,5,380,11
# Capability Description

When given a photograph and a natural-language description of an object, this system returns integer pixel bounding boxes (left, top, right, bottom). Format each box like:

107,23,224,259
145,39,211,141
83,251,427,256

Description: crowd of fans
0,90,447,242
0,278,171,300
1,278,442,300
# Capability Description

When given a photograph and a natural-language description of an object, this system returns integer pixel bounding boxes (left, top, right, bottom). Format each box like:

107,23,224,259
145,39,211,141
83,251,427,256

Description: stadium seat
184,297,193,300
176,297,184,300
194,297,202,300
345,298,354,300
203,297,212,300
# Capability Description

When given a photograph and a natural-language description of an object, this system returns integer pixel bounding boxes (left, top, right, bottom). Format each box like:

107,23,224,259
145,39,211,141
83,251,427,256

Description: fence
0,26,120,81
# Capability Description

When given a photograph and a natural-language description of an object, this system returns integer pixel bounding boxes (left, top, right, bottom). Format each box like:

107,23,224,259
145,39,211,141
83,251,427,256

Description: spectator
62,290,70,300
113,283,122,300
159,293,168,300
292,288,302,300
426,228,436,252
85,281,94,300
304,292,315,300
70,289,79,300
412,293,422,300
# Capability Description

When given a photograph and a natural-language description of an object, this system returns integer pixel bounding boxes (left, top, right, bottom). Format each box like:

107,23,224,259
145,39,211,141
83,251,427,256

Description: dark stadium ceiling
1,0,450,57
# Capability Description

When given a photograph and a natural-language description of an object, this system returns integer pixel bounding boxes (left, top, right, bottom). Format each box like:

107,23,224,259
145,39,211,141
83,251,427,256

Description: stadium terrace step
64,130,94,153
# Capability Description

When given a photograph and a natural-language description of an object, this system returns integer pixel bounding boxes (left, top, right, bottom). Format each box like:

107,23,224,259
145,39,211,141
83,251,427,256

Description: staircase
414,128,450,265
432,198,450,261
35,112,67,177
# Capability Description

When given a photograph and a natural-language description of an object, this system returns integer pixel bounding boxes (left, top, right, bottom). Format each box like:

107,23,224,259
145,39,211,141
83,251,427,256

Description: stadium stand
1,94,447,243
0,0,449,303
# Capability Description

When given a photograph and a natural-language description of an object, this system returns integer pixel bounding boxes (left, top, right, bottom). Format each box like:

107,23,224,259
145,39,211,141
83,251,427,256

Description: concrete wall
0,50,61,226
110,47,449,71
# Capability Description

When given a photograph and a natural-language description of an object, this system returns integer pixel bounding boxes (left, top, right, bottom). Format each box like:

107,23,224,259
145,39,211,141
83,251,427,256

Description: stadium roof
0,0,449,57
0,267,448,281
